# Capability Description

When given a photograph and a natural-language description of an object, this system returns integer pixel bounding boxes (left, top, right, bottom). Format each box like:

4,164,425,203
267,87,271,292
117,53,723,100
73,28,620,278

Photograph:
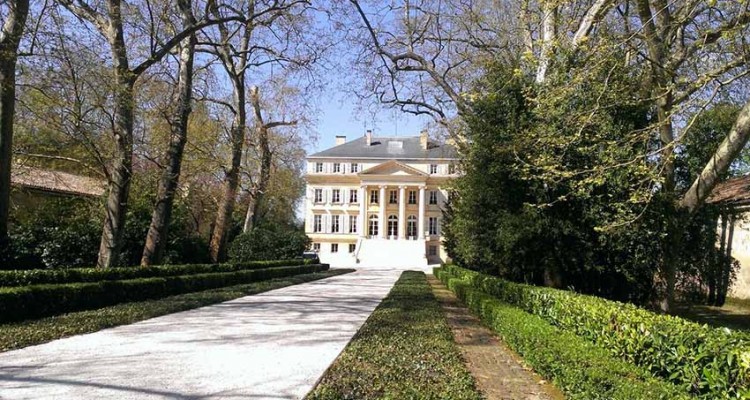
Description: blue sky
307,92,432,155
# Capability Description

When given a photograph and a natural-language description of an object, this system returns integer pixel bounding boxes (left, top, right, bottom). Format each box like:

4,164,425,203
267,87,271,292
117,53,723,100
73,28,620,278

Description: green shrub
228,226,311,262
438,265,750,399
0,264,328,323
0,259,312,287
435,267,688,400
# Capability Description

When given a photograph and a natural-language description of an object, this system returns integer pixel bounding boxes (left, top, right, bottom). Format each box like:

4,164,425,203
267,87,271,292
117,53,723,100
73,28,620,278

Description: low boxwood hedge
435,267,688,400
438,265,750,399
0,264,328,323
0,259,316,287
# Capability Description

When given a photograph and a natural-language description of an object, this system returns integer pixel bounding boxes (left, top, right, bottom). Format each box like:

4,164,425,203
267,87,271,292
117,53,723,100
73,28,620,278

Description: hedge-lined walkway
0,267,401,399
428,276,564,400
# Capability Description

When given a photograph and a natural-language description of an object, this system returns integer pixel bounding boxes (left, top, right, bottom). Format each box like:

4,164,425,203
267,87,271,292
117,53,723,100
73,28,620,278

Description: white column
359,185,366,237
398,185,406,239
418,186,426,239
379,185,386,239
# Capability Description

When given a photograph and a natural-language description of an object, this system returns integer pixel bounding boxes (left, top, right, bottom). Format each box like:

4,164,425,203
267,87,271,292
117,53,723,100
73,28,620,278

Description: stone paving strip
0,267,401,400
428,276,566,400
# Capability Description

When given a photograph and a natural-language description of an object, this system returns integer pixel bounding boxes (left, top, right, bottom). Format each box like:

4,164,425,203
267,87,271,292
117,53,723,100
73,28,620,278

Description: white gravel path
0,267,404,400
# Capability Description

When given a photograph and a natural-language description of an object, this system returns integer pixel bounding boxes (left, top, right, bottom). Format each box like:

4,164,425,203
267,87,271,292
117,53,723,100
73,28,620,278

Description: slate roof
707,175,750,207
309,136,458,159
11,165,106,197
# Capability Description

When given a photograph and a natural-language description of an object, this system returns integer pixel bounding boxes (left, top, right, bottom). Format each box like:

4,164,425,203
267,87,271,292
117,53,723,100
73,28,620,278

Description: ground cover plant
0,263,328,323
0,269,352,352
435,267,689,400
437,265,750,399
307,271,481,400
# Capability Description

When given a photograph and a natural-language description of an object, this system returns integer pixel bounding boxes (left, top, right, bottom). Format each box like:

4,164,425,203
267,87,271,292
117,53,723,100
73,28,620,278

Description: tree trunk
242,194,255,233
248,87,272,231
535,1,557,84
0,0,30,241
97,1,134,268
209,78,246,262
141,0,196,267
717,213,735,306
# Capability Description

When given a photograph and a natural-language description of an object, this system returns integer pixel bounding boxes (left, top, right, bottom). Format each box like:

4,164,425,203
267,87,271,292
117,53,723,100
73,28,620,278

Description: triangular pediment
360,160,427,176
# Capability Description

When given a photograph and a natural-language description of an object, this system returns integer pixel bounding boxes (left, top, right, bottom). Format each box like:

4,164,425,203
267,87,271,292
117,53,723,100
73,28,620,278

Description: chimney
419,129,428,150
335,135,346,146
365,129,372,146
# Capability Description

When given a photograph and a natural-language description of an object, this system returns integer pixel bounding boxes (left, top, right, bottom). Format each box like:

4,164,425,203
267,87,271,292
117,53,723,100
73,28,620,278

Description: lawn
0,269,352,352
307,271,482,400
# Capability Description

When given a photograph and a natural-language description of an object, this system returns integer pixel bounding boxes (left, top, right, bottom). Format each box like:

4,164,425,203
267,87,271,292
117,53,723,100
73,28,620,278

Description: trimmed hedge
438,265,750,399
435,267,688,400
0,264,328,323
308,271,481,399
0,259,315,287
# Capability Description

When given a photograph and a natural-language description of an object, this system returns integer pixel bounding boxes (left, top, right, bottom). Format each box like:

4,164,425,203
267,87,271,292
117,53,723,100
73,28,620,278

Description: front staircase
355,238,428,268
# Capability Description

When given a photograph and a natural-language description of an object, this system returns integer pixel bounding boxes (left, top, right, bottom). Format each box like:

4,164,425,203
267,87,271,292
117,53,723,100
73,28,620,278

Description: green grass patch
0,269,352,353
436,268,689,400
307,271,481,400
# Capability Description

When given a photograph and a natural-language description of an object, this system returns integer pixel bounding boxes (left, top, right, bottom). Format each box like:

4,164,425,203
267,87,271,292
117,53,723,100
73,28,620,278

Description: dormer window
315,162,323,173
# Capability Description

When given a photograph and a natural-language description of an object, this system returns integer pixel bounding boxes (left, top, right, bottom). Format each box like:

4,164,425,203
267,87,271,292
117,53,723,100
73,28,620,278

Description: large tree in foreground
0,0,30,242
58,0,244,267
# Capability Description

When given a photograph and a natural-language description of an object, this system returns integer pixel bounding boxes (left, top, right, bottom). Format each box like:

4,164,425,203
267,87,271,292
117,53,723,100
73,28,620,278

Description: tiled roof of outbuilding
11,165,106,197
309,136,458,159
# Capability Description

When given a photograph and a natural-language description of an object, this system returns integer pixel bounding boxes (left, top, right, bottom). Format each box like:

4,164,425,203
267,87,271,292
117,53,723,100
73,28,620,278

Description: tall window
349,243,356,253
331,243,338,253
349,189,358,203
314,188,323,203
351,163,359,173
430,164,438,174
407,215,417,238
349,215,358,233
429,190,438,205
428,217,439,235
313,215,322,233
333,163,341,173
408,190,417,204
315,162,324,173
368,215,379,236
370,190,379,204
331,215,340,233
312,243,320,252
332,189,341,203
389,190,398,204
387,215,398,237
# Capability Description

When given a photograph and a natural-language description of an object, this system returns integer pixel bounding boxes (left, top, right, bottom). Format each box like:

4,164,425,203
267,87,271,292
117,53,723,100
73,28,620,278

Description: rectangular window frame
370,190,379,204
333,163,341,173
332,189,341,203
331,215,340,233
350,163,359,173
428,217,438,235
349,189,358,204
312,243,320,252
331,243,339,253
315,162,324,173
430,164,438,174
408,190,417,205
389,190,398,204
314,189,323,204
349,215,357,233
429,190,438,205
348,243,356,253
313,215,322,233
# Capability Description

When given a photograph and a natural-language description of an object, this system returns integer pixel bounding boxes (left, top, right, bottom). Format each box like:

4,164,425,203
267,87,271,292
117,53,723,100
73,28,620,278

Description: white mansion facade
304,130,458,267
